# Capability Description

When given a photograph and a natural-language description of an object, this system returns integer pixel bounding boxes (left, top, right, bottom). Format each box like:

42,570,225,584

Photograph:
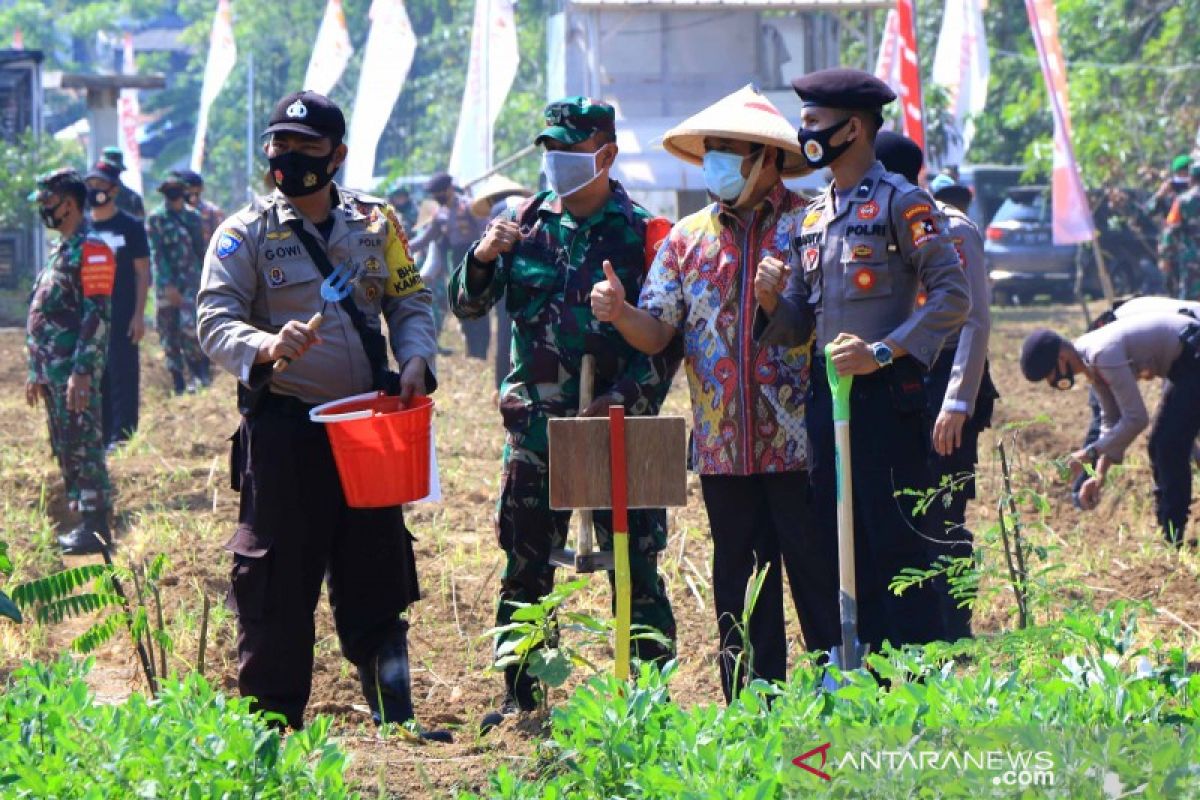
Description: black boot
192,360,212,389
480,664,541,735
58,510,111,555
170,370,187,396
358,622,452,742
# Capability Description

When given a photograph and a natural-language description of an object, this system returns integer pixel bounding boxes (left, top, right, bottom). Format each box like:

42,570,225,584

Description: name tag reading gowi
548,415,688,511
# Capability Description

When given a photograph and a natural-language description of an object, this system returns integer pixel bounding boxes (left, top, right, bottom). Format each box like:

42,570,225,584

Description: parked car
984,186,1080,304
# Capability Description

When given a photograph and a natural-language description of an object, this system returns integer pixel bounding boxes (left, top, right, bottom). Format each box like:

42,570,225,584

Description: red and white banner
190,0,237,172
344,0,417,190
118,33,144,194
931,0,989,166
873,10,900,89
304,0,354,96
1025,0,1094,244
895,0,925,151
447,0,520,184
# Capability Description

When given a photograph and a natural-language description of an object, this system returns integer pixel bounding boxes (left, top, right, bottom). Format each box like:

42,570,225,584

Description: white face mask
542,149,603,198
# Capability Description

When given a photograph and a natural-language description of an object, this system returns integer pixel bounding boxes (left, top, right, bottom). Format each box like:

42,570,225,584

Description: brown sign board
548,416,688,510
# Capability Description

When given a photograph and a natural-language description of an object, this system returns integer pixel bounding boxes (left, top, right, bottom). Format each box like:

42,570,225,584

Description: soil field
0,302,1197,798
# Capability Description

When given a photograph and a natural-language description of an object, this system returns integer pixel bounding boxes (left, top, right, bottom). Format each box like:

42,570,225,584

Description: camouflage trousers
495,441,676,662
156,292,208,381
41,378,111,512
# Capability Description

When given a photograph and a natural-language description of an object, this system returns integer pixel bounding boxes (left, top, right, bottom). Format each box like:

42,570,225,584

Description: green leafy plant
0,540,21,624
0,656,360,798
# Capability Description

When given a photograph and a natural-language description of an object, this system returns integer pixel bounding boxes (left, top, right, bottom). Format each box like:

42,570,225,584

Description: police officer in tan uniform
757,69,969,650
197,91,445,737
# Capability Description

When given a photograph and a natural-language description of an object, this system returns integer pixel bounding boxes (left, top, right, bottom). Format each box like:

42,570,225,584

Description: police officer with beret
197,91,445,737
757,68,970,651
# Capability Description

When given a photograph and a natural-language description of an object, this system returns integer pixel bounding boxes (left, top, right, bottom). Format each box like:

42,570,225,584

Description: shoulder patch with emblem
909,217,940,248
216,229,244,259
904,203,932,221
80,240,116,297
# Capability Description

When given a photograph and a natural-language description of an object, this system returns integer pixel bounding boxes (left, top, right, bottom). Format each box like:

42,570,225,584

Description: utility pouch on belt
287,219,403,395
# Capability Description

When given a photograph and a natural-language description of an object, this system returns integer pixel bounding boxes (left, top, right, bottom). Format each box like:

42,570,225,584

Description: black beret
874,131,924,184
425,172,454,194
791,68,897,110
1020,329,1065,381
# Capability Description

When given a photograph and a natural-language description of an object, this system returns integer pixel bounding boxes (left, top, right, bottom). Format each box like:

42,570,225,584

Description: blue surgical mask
702,150,748,203
542,149,600,198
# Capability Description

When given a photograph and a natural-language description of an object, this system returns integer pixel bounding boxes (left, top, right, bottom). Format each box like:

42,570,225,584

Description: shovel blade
549,548,615,574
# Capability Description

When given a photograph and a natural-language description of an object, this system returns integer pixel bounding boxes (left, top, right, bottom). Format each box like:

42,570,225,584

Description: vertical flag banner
191,0,237,172
344,0,417,190
895,0,925,151
304,0,354,96
873,9,900,90
1025,0,1095,244
931,0,989,166
447,0,520,184
118,33,144,195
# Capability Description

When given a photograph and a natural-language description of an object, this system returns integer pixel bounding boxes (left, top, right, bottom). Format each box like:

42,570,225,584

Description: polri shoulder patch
216,229,244,259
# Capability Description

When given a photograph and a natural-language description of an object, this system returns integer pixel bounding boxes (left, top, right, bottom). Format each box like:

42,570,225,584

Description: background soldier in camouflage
450,97,681,726
1160,163,1200,300
99,146,145,219
147,173,211,394
25,169,118,555
179,169,226,248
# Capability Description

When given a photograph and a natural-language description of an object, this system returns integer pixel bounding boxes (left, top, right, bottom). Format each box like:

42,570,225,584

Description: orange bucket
309,391,433,508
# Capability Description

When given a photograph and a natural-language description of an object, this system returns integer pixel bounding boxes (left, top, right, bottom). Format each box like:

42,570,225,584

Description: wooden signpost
548,406,687,679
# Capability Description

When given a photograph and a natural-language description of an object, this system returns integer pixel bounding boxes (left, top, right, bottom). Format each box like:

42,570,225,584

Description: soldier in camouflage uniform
450,98,682,723
147,173,211,394
1160,163,1200,300
99,147,146,219
179,169,227,248
25,169,118,555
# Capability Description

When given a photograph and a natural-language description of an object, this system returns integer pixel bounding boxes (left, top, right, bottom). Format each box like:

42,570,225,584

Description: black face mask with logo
798,117,855,169
268,150,336,198
39,200,67,229
86,187,113,208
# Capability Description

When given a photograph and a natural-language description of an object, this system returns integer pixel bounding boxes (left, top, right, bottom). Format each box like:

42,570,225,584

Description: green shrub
0,657,360,799
467,604,1200,799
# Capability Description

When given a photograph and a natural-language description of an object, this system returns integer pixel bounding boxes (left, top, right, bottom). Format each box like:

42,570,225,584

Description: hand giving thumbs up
590,259,627,322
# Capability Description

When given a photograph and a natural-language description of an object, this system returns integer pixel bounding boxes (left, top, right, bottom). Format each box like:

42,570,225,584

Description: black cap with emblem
263,90,346,143
791,68,897,111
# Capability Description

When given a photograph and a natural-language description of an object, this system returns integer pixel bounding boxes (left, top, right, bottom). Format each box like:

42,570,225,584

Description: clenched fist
590,260,627,322
473,219,521,263
754,257,791,314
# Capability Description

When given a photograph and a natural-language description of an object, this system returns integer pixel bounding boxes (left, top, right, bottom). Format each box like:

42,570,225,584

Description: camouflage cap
100,146,126,171
159,171,188,191
30,167,86,202
535,96,616,146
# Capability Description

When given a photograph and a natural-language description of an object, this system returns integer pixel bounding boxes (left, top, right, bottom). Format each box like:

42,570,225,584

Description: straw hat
470,174,532,218
661,85,811,179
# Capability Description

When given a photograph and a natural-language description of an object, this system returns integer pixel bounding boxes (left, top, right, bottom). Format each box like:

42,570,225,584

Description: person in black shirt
86,165,151,448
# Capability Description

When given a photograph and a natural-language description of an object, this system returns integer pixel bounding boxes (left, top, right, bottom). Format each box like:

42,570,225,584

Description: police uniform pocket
264,261,322,326
841,240,892,301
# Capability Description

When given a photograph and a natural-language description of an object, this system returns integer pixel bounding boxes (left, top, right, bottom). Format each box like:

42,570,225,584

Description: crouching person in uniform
197,91,446,738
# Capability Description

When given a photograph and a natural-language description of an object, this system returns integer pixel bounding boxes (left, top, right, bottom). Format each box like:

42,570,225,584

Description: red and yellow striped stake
608,405,631,680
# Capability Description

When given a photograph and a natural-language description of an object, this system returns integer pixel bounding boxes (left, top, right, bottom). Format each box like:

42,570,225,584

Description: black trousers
808,357,945,653
226,393,420,729
1149,353,1200,544
920,351,997,641
700,472,838,702
101,321,139,445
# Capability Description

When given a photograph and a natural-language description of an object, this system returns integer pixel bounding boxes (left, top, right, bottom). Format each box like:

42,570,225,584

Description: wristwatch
870,341,894,369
